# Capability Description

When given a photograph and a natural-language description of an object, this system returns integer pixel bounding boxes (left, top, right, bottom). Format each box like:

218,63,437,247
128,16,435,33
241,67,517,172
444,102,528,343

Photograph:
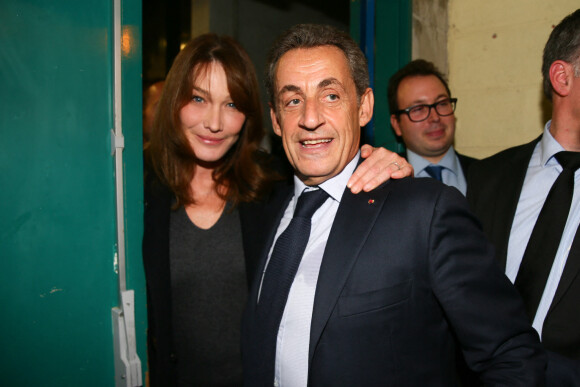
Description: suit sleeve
428,186,546,386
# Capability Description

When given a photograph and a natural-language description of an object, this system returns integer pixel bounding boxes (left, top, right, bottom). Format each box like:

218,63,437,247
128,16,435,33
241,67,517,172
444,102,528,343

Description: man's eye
437,100,450,108
410,105,427,114
327,94,339,101
287,99,301,106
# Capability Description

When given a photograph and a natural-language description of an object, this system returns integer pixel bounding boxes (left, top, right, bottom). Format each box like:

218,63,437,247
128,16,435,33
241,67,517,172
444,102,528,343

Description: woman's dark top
143,175,263,386
169,205,246,386
143,153,287,386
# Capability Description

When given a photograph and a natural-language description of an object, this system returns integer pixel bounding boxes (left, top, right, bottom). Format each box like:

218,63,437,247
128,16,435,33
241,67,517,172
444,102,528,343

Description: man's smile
300,138,332,147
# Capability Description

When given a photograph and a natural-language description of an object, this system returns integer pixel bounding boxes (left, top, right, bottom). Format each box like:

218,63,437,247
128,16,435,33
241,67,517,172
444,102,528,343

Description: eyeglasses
394,98,457,123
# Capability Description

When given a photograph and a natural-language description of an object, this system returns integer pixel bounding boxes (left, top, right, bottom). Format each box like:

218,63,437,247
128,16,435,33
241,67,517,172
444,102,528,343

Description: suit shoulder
456,152,478,163
473,136,539,168
456,152,478,175
384,175,447,190
468,136,540,180
371,178,474,233
381,176,463,203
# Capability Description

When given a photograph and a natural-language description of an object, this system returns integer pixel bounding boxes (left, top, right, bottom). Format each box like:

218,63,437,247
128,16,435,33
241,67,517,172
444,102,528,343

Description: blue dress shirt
408,146,468,195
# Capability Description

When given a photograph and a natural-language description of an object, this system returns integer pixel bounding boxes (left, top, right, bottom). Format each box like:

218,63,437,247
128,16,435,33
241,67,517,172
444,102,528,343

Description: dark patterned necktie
256,188,329,384
515,151,580,320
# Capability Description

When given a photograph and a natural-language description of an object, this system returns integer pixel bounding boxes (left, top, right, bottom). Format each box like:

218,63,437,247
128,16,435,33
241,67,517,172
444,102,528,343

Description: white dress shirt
507,120,580,337
260,153,360,387
408,146,468,195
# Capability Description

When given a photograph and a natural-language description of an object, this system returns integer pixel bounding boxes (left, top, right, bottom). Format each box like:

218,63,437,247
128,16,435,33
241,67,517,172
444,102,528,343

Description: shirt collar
539,120,566,167
408,146,460,176
293,151,360,203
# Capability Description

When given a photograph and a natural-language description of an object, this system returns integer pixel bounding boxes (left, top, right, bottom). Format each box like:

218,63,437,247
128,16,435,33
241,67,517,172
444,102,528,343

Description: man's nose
299,99,324,130
427,105,441,122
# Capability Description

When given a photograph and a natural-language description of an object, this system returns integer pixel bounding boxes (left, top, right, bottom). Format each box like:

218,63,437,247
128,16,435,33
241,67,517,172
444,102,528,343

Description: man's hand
347,144,414,193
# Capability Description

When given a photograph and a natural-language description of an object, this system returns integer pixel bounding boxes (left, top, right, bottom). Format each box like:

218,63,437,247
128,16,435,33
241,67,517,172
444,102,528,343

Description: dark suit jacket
457,151,478,174
142,173,261,386
242,174,545,386
467,135,580,381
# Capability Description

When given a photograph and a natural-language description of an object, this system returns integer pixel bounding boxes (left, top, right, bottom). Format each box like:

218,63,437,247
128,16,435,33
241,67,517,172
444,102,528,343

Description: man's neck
549,100,580,152
294,152,360,203
423,154,446,164
408,147,450,165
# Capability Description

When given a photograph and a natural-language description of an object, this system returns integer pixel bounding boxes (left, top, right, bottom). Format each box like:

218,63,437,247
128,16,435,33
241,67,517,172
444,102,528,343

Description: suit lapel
308,183,390,362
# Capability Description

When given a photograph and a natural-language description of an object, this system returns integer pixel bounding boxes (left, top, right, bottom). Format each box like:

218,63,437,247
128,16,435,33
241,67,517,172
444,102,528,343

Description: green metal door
0,0,146,385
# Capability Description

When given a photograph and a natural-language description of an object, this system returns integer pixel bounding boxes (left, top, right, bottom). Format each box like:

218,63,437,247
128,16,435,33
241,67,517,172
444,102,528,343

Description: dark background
142,0,350,146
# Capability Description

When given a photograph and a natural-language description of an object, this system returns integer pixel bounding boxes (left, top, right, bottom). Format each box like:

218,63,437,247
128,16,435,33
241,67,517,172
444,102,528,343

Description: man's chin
423,144,451,157
295,168,335,186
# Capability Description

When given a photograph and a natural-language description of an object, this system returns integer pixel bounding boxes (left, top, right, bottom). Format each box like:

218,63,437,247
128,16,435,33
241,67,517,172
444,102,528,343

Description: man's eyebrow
278,78,344,95
408,93,449,106
279,84,301,95
318,77,342,89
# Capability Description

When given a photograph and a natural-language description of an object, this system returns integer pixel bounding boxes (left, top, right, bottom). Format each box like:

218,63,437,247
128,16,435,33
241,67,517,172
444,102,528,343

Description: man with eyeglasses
388,59,476,195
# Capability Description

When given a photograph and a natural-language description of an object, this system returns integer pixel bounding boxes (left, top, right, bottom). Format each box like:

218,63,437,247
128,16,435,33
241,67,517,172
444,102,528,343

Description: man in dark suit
467,9,580,383
389,59,476,195
242,23,545,386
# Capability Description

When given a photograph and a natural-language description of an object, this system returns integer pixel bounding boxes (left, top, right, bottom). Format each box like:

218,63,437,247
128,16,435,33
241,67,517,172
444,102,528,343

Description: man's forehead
399,75,446,91
275,47,352,89
278,77,344,94
397,75,449,102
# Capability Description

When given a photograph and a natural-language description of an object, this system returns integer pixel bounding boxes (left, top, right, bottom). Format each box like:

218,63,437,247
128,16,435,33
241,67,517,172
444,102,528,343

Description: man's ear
549,60,572,98
269,104,282,137
359,88,374,127
390,114,402,137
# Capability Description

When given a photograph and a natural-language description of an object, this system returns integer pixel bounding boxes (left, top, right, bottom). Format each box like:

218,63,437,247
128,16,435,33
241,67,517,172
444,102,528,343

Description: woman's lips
198,135,225,144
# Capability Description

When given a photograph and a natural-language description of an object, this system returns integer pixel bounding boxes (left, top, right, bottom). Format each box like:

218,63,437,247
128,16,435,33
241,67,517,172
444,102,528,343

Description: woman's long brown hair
146,33,277,208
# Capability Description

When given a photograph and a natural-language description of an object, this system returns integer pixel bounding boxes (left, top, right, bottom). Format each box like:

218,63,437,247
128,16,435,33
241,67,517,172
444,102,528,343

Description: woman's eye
192,96,204,103
226,102,237,109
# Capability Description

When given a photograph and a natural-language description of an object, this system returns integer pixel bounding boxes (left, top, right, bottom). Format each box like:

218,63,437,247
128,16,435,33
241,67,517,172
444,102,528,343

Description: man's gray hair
266,24,369,109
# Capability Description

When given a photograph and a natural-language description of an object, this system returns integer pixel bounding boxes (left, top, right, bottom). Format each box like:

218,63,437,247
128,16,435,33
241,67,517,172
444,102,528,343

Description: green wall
351,0,411,151
0,0,146,385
